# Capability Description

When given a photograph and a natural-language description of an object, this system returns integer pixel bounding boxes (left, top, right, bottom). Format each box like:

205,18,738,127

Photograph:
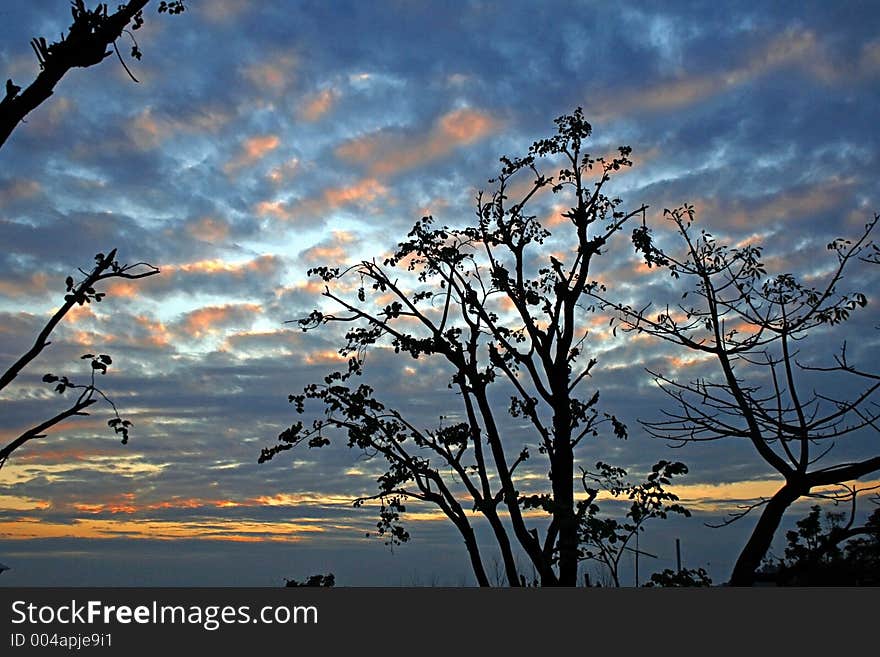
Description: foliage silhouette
284,573,336,588
0,0,185,148
600,206,880,585
261,109,691,586
757,495,879,585
643,567,712,587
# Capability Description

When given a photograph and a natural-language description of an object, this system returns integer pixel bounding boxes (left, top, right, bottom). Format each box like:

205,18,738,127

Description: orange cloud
335,107,498,177
543,203,570,227
323,178,388,205
665,353,713,371
129,106,231,150
0,494,51,511
187,216,230,243
255,178,389,222
103,280,140,299
670,478,880,513
298,88,338,121
224,134,281,173
589,29,824,120
304,349,348,365
300,244,347,263
0,517,325,543
300,231,359,265
0,271,50,297
168,254,280,277
178,303,262,339
242,52,298,93
695,177,854,230
254,200,291,220
64,303,97,324
133,314,173,348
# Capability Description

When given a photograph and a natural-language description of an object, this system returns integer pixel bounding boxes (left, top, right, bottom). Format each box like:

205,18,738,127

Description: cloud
587,28,825,119
176,303,263,339
267,158,300,184
128,106,232,150
299,230,359,265
0,271,50,298
0,178,41,207
298,88,339,122
101,255,286,302
241,52,298,93
255,178,389,223
2,0,879,587
335,107,499,177
130,314,174,349
224,134,281,173
203,0,249,23
693,176,856,230
861,40,880,75
186,216,230,243
323,178,388,206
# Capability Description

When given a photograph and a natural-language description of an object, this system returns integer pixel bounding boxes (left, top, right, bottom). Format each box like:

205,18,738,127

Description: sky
1,0,879,586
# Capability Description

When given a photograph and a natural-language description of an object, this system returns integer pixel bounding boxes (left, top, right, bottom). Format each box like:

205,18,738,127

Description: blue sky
1,0,879,586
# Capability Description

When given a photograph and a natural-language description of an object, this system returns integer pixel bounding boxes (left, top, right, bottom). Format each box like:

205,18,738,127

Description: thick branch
1,1,150,149
0,249,158,392
0,396,97,469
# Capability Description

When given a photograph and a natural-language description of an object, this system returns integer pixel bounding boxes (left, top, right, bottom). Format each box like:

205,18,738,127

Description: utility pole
676,538,682,573
627,533,657,587
635,531,639,587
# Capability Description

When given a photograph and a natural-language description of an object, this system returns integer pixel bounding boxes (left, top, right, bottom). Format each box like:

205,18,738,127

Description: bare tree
260,109,691,586
601,205,880,585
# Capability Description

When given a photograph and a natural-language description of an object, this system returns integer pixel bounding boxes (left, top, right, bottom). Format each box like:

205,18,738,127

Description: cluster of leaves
284,573,335,588
42,353,132,445
577,460,691,586
157,1,186,14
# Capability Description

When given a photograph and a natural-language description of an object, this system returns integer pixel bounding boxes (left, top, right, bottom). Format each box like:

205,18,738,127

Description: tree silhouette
0,250,158,470
284,573,335,588
260,109,691,586
602,206,880,585
0,1,180,469
0,0,185,148
643,567,712,587
757,495,879,585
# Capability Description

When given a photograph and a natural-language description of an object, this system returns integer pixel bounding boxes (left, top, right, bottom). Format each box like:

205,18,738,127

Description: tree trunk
729,483,803,586
552,400,578,586
460,523,490,587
